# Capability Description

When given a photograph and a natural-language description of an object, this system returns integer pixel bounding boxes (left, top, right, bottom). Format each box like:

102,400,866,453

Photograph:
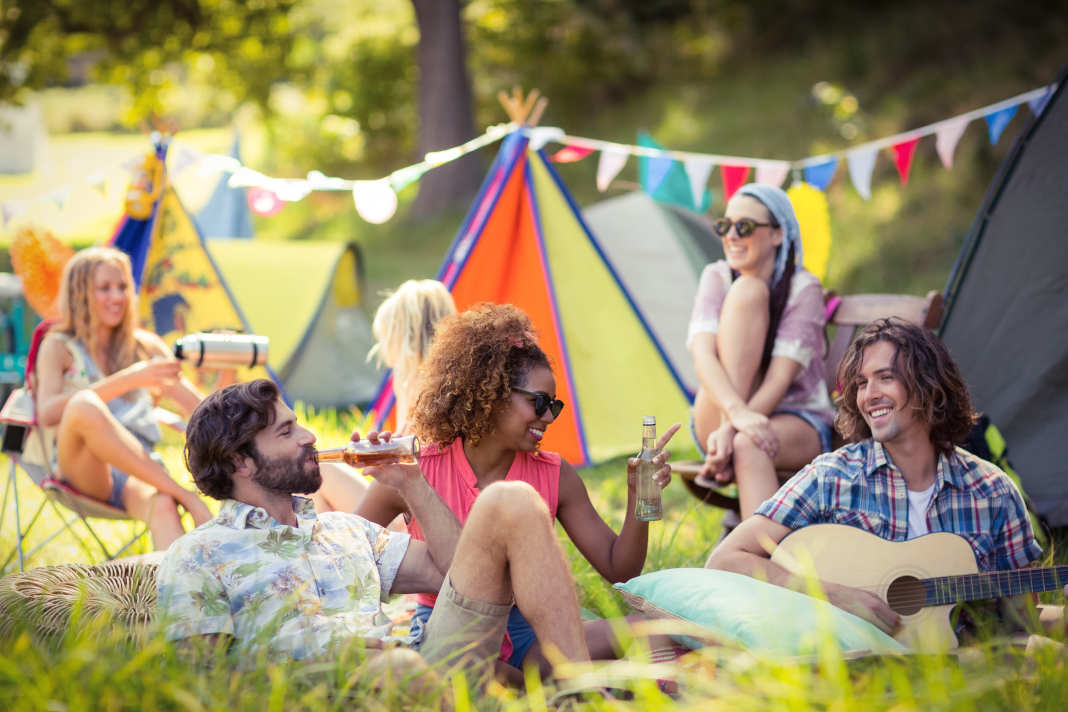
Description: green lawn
2,409,1065,711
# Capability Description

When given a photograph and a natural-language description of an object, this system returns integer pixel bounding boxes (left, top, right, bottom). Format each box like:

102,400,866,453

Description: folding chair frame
1,456,150,574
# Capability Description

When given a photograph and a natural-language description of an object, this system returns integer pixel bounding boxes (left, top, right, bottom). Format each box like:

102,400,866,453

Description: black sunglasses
511,387,565,419
712,217,777,238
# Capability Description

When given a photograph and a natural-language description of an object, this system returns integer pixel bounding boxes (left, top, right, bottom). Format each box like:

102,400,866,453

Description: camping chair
674,289,944,512
0,321,160,573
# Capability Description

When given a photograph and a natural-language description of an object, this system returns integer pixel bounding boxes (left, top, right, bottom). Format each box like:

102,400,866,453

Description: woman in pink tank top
357,303,678,680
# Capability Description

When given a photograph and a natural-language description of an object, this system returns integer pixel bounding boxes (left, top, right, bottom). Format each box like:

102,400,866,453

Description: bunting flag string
2,85,1055,229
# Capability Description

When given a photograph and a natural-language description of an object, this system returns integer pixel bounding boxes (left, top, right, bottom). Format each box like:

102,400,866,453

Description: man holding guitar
706,318,1065,646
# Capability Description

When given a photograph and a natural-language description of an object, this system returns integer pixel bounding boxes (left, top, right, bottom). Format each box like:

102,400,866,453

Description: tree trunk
410,0,483,217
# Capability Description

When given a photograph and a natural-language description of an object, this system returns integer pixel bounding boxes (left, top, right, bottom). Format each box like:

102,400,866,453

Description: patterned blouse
156,497,411,659
687,261,834,425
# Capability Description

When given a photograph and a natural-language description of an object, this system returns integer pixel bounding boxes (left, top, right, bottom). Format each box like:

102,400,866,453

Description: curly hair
185,379,280,499
835,318,976,454
55,246,143,375
409,303,551,447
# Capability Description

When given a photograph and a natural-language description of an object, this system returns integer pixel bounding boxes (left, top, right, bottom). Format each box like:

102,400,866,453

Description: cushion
615,568,906,656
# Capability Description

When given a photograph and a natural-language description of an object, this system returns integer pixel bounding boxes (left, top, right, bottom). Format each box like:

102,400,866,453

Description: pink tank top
409,438,561,660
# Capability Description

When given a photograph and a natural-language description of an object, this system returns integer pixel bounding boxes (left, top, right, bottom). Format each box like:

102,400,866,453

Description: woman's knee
60,390,110,430
724,274,771,308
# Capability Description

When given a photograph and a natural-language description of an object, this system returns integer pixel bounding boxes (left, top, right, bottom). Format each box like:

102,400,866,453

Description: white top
906,483,936,538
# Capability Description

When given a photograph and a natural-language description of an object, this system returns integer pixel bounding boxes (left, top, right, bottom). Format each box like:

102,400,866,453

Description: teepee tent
194,133,254,240
373,131,692,466
584,191,723,398
939,66,1068,526
209,240,380,407
111,137,286,394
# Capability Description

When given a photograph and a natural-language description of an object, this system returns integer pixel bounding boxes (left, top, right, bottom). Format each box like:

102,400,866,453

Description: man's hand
626,422,680,491
349,430,423,494
824,581,901,635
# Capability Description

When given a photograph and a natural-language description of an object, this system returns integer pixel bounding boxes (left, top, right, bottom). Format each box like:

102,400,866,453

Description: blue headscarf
735,183,803,287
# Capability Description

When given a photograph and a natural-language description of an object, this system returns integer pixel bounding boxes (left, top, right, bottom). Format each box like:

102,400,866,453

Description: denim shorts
690,408,833,457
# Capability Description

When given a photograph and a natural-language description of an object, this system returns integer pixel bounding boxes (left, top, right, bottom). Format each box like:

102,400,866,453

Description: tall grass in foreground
2,410,1066,710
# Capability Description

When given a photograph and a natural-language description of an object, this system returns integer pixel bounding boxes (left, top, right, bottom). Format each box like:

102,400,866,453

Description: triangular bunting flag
802,157,839,191
683,158,714,207
720,164,751,202
1028,88,1052,116
637,132,708,210
550,145,595,163
935,117,969,169
984,106,1018,145
596,149,629,192
847,147,878,200
890,137,921,186
755,161,790,187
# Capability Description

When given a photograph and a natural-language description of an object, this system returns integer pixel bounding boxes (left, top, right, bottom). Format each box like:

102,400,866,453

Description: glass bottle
634,416,662,521
316,434,420,468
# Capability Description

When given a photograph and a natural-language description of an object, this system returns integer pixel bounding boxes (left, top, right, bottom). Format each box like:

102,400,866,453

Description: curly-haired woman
356,302,679,678
35,246,211,549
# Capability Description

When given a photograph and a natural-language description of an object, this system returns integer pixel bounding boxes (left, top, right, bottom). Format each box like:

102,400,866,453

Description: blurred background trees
0,0,1065,290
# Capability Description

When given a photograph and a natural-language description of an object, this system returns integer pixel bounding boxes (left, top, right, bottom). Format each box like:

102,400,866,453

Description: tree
409,0,482,216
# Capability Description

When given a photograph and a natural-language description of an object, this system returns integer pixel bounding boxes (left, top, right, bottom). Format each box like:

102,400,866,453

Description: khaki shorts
416,573,511,680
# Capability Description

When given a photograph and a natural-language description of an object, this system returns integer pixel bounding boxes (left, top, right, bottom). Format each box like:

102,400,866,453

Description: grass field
2,406,1066,710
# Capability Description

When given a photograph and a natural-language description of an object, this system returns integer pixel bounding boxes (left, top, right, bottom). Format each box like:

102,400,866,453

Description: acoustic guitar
770,524,1067,650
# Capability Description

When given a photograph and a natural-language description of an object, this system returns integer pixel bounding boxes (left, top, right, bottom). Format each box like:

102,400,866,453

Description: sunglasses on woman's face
511,387,565,419
712,217,776,238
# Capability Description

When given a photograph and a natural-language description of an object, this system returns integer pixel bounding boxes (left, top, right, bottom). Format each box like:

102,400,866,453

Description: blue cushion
615,568,906,655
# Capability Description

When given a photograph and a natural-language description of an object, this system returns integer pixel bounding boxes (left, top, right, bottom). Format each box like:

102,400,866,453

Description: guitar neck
924,566,1068,606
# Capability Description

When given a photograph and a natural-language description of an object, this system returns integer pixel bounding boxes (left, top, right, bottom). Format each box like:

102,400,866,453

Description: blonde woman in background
35,246,212,549
311,279,456,513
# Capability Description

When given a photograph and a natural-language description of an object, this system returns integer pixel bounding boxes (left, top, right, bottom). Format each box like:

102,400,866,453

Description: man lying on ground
155,379,589,688
705,317,1066,639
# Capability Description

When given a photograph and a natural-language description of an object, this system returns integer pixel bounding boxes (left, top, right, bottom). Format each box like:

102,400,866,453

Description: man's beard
250,445,322,495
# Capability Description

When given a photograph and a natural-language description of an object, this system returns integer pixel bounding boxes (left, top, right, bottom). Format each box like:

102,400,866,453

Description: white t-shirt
906,483,936,538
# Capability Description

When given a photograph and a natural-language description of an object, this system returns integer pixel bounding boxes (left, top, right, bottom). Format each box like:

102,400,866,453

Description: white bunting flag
935,117,969,169
595,149,628,192
755,160,790,188
683,157,715,208
847,146,878,200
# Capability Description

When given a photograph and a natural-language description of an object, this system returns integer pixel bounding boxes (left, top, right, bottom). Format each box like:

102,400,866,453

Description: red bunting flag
550,145,595,163
890,138,921,186
721,164,751,202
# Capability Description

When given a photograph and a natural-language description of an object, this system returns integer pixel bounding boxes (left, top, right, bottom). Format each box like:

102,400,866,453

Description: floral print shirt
156,496,410,659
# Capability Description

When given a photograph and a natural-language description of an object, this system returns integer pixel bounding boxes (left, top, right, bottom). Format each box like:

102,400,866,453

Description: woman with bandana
689,184,834,520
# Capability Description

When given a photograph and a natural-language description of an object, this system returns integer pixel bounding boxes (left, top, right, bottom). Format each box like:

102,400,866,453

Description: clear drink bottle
634,416,662,521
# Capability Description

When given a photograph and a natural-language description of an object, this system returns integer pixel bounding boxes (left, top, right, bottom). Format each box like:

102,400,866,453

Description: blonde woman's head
368,280,456,386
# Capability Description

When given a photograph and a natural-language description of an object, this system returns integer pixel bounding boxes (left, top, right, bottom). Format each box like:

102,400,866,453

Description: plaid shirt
757,440,1042,572
157,497,410,660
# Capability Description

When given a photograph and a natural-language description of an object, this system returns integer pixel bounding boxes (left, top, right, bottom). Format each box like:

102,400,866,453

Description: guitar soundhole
886,575,925,616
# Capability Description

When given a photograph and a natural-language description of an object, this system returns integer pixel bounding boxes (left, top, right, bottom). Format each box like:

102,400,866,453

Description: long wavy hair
409,303,550,448
55,246,144,375
835,317,976,454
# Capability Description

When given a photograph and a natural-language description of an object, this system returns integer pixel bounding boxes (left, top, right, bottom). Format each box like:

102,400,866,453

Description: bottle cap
642,416,656,426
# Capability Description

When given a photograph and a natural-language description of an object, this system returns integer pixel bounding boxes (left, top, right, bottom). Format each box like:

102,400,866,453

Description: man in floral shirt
157,379,589,683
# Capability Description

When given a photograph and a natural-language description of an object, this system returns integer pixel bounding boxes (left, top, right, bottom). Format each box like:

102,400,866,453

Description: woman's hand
626,422,680,491
700,422,736,484
726,404,779,459
119,358,182,393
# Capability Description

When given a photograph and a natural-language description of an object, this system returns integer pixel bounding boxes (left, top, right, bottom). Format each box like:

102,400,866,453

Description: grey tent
583,191,723,397
939,66,1068,526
